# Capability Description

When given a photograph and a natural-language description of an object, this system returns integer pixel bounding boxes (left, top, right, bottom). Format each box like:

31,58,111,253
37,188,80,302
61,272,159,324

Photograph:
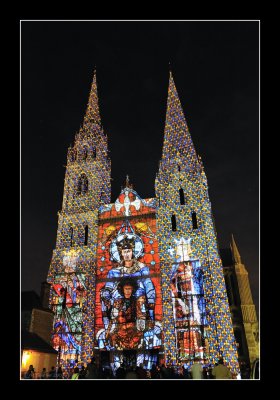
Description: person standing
212,358,232,379
78,365,87,379
159,364,168,379
71,367,80,380
25,365,35,379
40,368,47,379
48,366,56,379
150,364,160,379
56,366,63,379
190,358,203,379
116,363,126,379
85,357,99,379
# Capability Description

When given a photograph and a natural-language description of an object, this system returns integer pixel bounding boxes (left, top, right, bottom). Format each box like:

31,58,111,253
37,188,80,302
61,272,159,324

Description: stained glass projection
50,250,87,368
166,237,206,363
94,187,163,370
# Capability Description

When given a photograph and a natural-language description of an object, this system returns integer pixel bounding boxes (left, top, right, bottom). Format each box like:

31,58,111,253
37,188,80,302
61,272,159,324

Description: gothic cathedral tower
47,71,111,367
155,71,240,372
230,235,259,364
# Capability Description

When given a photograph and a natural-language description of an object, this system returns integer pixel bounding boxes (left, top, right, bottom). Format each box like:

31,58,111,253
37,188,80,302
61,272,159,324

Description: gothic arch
179,188,185,205
171,214,177,231
70,226,74,247
77,173,89,195
84,225,88,246
192,211,198,229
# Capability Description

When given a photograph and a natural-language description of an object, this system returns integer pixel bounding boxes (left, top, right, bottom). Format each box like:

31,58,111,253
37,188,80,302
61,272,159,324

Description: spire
126,175,130,187
83,69,101,126
124,175,133,189
230,234,242,264
161,70,199,171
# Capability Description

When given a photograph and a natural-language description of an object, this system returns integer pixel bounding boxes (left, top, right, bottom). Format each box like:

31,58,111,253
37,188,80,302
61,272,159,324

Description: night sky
21,21,259,313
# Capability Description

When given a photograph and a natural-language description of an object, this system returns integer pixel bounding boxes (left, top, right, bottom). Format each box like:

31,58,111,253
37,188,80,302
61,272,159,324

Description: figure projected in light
171,261,202,325
105,278,146,350
169,238,206,360
51,250,86,365
98,220,161,350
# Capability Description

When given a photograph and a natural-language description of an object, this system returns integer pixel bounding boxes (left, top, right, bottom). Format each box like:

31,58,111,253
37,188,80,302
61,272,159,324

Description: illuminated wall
50,250,87,364
21,350,57,378
46,68,240,375
47,70,110,368
94,185,163,370
155,70,240,373
170,254,206,361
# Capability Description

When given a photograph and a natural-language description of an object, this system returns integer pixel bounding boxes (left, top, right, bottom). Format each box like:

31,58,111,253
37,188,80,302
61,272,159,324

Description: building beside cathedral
45,69,257,375
220,236,259,371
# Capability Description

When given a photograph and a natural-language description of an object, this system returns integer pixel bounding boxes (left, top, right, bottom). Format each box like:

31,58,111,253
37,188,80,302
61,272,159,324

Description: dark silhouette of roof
21,330,58,354
21,291,42,311
219,248,234,267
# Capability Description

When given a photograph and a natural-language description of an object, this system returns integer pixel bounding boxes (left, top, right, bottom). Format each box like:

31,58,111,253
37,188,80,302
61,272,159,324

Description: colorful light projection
95,187,163,369
50,249,87,367
47,70,111,367
155,71,240,373
169,238,206,361
46,68,240,376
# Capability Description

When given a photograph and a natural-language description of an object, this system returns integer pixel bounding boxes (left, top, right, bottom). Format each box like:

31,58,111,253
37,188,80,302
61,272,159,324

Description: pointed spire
124,175,133,189
83,69,101,126
126,175,130,187
161,69,199,171
230,234,242,264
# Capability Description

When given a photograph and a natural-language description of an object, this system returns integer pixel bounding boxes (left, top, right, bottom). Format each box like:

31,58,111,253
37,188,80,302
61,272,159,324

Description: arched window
92,147,96,158
70,227,74,247
77,178,82,195
178,165,181,172
81,175,88,194
192,212,198,229
171,214,177,231
84,225,88,246
179,188,185,205
77,174,88,195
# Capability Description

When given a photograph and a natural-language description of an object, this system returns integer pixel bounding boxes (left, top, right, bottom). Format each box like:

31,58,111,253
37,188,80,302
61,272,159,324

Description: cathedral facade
47,70,240,374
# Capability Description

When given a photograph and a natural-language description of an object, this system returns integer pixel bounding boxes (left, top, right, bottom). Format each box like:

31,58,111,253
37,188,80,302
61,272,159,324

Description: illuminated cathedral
47,69,240,374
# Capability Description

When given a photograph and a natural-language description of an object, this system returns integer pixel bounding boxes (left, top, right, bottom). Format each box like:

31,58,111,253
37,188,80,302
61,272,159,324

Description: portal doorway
123,350,137,369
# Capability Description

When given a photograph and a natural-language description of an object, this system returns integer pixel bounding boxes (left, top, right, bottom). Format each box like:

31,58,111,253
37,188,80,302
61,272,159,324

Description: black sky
21,21,259,313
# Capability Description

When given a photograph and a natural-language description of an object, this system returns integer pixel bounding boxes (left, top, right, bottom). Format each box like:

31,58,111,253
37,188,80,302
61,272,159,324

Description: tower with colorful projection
47,69,240,374
155,71,239,370
47,71,111,365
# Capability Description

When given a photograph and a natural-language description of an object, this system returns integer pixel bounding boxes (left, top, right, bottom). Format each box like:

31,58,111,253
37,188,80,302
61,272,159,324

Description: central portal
123,350,137,368
95,349,161,374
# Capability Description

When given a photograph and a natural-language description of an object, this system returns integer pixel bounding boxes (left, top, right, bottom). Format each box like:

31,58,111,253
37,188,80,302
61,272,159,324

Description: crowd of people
24,357,246,379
